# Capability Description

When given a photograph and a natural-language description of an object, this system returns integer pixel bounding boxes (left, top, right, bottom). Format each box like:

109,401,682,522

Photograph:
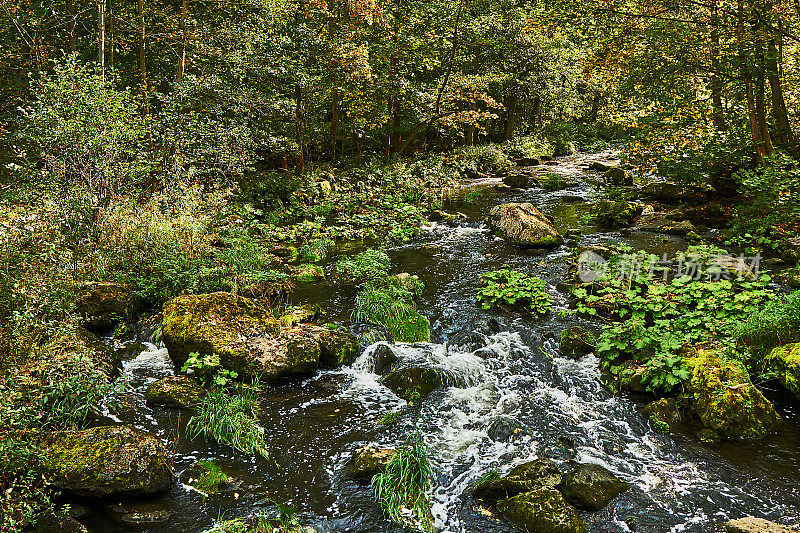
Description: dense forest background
2,1,800,531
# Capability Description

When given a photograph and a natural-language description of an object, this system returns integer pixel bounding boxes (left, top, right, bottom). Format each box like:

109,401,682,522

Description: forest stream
82,152,800,533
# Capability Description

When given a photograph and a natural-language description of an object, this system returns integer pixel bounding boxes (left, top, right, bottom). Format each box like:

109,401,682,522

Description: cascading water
87,151,800,533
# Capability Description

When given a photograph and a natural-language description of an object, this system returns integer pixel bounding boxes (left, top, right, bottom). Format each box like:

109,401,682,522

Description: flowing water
84,152,800,532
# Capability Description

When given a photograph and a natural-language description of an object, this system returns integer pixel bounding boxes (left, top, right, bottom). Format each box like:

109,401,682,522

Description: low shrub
477,269,554,315
337,249,391,285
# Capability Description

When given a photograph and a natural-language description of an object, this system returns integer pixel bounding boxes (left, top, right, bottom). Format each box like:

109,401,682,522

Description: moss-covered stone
316,326,361,368
636,214,696,236
642,398,686,431
768,344,800,400
279,305,320,328
497,488,585,533
38,425,174,498
686,349,781,440
345,446,396,481
603,167,632,186
74,282,136,332
559,327,595,359
162,292,281,369
381,366,443,402
487,203,563,248
592,200,642,227
558,463,629,511
503,173,532,189
33,510,88,533
293,264,325,282
145,375,205,408
472,459,562,504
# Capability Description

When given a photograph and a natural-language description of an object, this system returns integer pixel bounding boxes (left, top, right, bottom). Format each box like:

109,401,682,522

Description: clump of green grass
190,460,231,493
733,290,800,356
299,237,335,263
371,431,435,533
354,282,430,343
378,410,399,426
336,249,391,285
187,381,268,459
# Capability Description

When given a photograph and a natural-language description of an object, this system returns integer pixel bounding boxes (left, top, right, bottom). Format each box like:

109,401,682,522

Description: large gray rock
487,203,563,248
725,517,799,533
636,213,696,235
39,425,174,498
497,488,585,533
558,463,629,511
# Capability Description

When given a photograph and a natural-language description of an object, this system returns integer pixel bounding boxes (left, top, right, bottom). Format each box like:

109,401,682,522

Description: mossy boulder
162,292,281,369
472,459,562,504
592,200,642,227
767,344,800,400
497,488,585,533
602,167,632,186
145,375,205,408
74,282,136,332
315,326,361,368
503,173,532,189
279,305,320,328
39,425,174,498
487,203,563,248
686,349,781,439
33,510,88,533
345,446,396,480
642,398,687,431
558,463,629,511
636,214,696,236
293,264,325,282
381,365,443,402
559,327,595,359
642,181,709,204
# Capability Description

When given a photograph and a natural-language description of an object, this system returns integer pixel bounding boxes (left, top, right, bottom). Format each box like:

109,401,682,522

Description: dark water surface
83,152,800,533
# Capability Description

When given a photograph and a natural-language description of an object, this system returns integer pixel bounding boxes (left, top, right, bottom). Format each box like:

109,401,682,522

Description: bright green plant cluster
378,410,399,426
354,280,430,343
191,460,231,494
573,245,777,394
371,431,435,533
733,290,800,358
187,382,268,459
336,249,391,285
477,269,554,315
182,352,239,388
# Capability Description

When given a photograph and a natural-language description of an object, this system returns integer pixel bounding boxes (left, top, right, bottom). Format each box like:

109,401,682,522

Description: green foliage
477,269,554,315
354,282,431,343
0,436,53,533
731,152,800,236
187,383,269,459
299,237,335,263
733,290,800,357
182,352,239,388
192,460,231,494
573,246,777,394
371,431,435,533
378,411,399,426
337,249,391,285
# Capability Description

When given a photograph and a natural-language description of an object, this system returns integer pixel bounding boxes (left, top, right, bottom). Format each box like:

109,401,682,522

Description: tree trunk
754,38,774,157
176,0,188,83
108,0,114,70
710,0,727,131
531,96,541,128
295,83,304,171
138,0,148,113
504,89,518,141
98,0,105,74
767,37,794,148
330,87,339,156
391,95,402,153
67,0,76,54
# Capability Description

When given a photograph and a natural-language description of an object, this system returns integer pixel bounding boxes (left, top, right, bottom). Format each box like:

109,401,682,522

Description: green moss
767,343,800,399
294,264,324,283
187,460,230,494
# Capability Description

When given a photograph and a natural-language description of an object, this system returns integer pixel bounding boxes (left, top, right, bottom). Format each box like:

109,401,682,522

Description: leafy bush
371,431,434,533
477,269,554,315
572,246,777,394
0,436,53,533
337,249,391,285
187,383,269,459
182,352,239,387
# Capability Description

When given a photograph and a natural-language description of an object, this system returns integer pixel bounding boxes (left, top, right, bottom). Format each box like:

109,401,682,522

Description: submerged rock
725,517,799,532
486,415,528,442
558,463,629,511
39,425,174,498
381,365,443,402
33,510,88,533
487,203,563,248
559,327,595,359
74,281,136,332
145,375,205,408
497,488,585,533
472,459,562,504
767,344,800,400
687,349,781,439
345,446,396,480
